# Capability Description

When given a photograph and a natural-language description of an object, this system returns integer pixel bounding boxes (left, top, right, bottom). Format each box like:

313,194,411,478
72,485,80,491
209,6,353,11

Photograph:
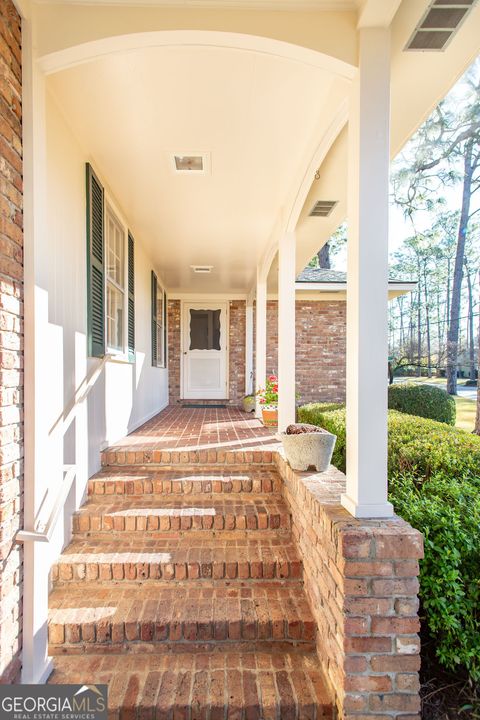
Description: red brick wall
0,0,23,684
227,300,246,403
266,300,346,405
168,299,346,406
167,300,181,405
276,455,423,719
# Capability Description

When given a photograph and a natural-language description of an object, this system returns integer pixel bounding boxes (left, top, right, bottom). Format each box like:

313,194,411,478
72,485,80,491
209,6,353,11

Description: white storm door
182,302,228,399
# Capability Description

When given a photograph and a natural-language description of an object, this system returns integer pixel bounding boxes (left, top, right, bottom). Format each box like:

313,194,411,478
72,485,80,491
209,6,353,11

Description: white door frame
181,300,229,400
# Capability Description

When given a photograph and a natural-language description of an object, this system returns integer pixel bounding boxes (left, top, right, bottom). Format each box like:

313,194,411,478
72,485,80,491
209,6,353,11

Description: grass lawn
455,394,477,431
394,376,477,432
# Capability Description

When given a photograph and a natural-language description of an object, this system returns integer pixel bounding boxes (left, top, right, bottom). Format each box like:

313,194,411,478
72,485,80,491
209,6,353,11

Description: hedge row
297,402,480,680
387,382,456,425
297,403,480,480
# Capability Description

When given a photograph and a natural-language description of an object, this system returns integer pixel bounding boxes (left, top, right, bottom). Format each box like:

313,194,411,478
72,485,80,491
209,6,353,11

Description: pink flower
259,398,266,404
268,375,277,382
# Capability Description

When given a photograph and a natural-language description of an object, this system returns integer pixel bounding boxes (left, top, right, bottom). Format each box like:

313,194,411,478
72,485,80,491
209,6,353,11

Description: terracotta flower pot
261,406,278,427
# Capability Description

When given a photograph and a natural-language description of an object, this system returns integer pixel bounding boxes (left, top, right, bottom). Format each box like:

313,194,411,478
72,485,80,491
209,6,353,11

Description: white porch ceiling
48,45,338,292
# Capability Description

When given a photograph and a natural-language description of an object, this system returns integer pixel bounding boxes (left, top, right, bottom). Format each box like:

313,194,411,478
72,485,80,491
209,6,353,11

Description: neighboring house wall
0,0,22,683
266,300,346,405
168,298,346,405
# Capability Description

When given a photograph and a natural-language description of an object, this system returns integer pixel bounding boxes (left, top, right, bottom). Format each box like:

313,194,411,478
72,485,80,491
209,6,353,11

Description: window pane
106,209,125,288
107,282,124,351
156,323,164,367
189,309,221,350
156,287,163,328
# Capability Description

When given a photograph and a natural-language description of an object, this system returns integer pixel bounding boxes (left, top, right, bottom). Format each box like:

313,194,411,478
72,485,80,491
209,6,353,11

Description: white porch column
278,231,296,432
245,302,254,396
341,27,394,518
255,271,267,419
22,19,55,683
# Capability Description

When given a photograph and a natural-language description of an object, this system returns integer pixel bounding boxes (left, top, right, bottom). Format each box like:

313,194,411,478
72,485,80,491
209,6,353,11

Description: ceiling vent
190,265,214,274
172,152,211,175
405,1,476,52
309,200,337,217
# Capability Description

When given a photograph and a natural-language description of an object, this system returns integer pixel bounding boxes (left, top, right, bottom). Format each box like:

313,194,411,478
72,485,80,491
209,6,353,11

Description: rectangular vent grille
309,200,337,217
405,1,476,52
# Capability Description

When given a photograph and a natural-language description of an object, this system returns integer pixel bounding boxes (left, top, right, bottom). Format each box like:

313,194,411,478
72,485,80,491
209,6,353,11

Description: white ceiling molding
38,29,358,77
33,0,357,8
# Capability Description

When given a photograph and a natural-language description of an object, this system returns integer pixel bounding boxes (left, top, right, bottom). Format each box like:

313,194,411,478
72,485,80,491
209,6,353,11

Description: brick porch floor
102,405,281,466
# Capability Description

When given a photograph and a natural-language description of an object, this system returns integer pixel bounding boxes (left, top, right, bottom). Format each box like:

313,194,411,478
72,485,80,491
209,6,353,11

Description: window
152,271,167,368
106,207,125,352
86,163,135,360
189,309,221,350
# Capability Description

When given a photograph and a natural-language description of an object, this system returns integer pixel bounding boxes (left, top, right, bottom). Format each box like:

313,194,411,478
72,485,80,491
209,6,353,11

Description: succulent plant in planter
242,395,256,413
280,423,337,472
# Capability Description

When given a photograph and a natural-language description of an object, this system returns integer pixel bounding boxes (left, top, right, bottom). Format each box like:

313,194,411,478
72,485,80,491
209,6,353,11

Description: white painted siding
43,87,168,518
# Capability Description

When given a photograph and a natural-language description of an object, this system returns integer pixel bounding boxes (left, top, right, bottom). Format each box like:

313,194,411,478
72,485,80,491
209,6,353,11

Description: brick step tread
88,466,282,496
73,496,290,533
101,446,278,468
48,581,315,647
52,536,302,583
49,651,333,719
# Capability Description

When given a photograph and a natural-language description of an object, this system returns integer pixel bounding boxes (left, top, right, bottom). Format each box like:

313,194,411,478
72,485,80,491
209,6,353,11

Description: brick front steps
52,536,302,583
49,652,333,719
72,495,291,534
101,449,276,467
49,451,334,717
48,581,316,650
89,466,282,496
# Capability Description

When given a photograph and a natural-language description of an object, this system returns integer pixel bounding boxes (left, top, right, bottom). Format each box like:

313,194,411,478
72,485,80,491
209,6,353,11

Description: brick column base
275,452,423,719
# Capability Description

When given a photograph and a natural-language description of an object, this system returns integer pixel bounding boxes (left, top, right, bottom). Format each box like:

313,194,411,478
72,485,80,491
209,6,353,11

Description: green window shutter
151,270,158,366
86,163,105,357
127,232,135,362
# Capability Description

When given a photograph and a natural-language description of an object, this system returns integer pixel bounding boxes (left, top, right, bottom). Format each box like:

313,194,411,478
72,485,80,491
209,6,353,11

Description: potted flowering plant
256,375,278,426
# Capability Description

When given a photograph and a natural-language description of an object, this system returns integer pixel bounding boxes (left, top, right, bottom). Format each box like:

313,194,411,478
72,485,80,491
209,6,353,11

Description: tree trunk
397,296,405,351
317,243,331,269
475,309,480,435
423,261,432,377
465,264,476,381
446,139,474,395
417,267,422,377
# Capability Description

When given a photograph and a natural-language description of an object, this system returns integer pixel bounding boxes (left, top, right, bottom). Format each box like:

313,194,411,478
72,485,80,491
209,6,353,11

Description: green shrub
388,410,480,481
298,401,480,682
388,382,456,425
298,404,480,482
297,403,346,471
389,471,480,681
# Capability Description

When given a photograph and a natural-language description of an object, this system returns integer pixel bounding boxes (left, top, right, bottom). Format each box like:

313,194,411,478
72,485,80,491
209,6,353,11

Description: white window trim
105,197,130,361
153,274,167,369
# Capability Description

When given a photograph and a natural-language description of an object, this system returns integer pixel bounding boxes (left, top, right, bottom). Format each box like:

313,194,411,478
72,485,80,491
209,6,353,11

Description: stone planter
280,426,336,472
242,396,256,413
261,406,278,427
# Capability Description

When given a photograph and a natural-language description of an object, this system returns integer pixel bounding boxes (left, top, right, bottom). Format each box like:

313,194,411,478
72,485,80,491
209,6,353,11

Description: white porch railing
16,353,113,684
